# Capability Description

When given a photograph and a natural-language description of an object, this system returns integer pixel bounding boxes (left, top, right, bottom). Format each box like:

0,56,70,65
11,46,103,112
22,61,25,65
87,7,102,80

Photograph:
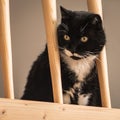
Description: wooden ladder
0,0,120,120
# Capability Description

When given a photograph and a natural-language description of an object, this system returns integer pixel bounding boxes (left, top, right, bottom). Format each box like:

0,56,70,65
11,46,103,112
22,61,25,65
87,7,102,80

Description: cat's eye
64,35,70,41
81,36,88,43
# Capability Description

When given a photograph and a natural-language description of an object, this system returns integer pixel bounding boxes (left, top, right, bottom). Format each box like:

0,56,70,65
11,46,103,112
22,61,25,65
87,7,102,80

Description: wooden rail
0,98,120,120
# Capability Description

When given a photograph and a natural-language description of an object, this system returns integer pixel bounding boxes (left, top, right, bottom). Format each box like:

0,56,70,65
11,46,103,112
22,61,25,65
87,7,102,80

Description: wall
0,0,120,108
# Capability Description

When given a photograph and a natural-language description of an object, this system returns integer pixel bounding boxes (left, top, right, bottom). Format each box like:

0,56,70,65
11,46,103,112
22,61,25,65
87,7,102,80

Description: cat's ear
60,6,73,19
90,14,102,25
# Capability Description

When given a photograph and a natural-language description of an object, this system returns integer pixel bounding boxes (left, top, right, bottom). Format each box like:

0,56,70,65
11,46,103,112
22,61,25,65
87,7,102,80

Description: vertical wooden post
87,0,111,108
42,0,63,103
0,0,14,99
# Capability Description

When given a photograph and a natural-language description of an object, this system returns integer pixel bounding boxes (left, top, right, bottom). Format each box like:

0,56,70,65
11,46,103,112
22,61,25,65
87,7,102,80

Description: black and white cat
21,6,106,107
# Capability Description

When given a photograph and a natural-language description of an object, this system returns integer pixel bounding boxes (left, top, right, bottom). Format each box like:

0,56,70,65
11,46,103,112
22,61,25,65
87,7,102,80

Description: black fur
21,6,106,107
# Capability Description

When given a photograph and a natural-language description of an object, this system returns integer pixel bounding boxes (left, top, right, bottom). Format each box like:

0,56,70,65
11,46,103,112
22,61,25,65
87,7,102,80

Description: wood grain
0,98,120,120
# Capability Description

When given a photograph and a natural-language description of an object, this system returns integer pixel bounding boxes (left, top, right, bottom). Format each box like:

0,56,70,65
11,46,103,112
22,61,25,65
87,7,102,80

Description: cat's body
21,7,106,107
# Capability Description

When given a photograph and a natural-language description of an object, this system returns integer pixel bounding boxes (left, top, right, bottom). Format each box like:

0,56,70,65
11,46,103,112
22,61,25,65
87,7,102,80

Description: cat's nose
68,47,76,54
67,43,79,54
68,43,79,53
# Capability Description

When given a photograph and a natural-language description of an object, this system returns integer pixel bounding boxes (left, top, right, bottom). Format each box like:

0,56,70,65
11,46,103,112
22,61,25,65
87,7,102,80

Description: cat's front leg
63,88,75,104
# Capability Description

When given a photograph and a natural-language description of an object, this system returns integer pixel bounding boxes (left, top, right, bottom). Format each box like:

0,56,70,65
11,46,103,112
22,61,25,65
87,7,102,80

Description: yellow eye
81,36,88,43
64,35,70,41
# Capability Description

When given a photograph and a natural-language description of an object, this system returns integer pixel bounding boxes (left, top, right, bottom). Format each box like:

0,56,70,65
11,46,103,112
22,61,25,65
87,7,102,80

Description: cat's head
57,6,106,60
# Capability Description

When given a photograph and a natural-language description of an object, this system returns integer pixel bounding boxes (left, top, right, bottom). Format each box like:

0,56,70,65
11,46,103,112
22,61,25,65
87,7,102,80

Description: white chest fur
61,53,96,81
61,50,96,105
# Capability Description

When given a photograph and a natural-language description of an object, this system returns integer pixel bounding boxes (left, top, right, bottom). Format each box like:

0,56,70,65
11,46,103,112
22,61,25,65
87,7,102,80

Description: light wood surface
0,98,120,120
41,0,63,103
87,0,111,108
0,0,14,99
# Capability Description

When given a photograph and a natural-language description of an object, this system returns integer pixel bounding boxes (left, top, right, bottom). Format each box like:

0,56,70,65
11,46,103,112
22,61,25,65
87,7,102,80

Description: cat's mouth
70,56,81,60
64,49,83,60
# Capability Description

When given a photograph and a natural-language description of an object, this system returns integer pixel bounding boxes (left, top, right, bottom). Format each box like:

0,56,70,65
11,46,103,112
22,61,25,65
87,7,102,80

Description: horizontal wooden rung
0,98,120,120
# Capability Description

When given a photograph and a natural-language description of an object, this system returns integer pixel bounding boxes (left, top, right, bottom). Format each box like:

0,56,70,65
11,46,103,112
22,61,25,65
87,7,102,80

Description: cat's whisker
86,51,94,55
95,56,102,63
59,46,64,50
84,52,102,63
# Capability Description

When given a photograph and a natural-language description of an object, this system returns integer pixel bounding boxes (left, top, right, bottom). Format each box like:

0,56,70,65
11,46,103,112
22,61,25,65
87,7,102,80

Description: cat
21,6,106,107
